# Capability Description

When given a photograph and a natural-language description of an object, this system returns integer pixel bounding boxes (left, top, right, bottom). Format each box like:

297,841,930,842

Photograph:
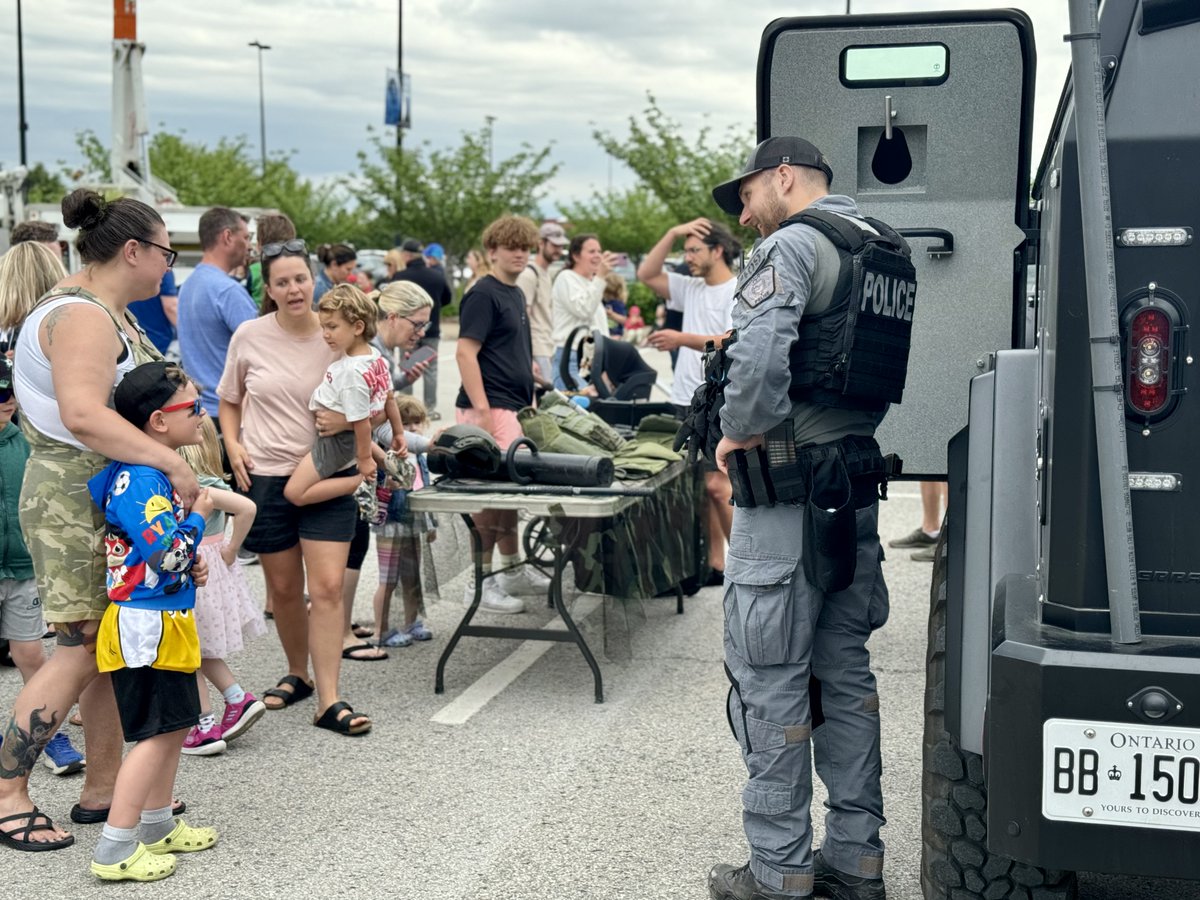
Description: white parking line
431,594,603,725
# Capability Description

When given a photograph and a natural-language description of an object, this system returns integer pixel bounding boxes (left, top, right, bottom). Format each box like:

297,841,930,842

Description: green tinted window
840,44,949,87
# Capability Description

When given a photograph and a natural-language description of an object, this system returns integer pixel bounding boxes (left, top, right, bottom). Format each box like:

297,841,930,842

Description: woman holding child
217,239,371,736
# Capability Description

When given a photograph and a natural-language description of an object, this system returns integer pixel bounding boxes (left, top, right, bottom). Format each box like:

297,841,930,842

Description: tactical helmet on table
427,424,502,478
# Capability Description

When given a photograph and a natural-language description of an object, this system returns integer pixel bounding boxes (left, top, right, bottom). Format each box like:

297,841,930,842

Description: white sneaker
462,577,525,614
497,565,553,597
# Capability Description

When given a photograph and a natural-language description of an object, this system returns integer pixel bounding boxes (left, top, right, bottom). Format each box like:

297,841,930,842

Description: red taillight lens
1128,307,1171,413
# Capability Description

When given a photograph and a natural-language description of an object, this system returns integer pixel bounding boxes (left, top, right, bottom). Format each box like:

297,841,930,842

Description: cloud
0,0,1072,210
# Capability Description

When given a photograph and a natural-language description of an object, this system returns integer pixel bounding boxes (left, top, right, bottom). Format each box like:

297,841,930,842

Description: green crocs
91,842,177,881
144,818,218,854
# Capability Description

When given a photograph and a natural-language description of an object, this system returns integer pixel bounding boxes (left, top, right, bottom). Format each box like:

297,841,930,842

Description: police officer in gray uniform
706,137,907,900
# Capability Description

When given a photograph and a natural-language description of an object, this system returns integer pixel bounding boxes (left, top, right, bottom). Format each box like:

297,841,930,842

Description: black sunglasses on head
262,239,308,258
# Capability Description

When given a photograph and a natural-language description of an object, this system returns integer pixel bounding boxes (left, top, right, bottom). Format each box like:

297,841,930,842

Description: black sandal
70,797,185,825
0,807,75,852
263,675,314,710
351,622,375,639
313,701,371,736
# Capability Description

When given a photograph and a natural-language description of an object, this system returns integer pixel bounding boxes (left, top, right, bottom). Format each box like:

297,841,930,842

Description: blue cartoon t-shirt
87,462,206,611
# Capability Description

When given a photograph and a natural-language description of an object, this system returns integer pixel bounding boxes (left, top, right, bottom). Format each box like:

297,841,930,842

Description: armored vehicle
758,2,1200,896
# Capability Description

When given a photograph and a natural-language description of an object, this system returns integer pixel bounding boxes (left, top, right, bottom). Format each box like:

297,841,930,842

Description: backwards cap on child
113,361,189,428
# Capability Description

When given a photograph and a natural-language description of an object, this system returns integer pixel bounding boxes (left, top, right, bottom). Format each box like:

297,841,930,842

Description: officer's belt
727,432,897,509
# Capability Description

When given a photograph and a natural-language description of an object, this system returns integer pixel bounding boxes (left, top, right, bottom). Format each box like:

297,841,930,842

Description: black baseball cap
114,361,188,428
712,136,833,216
400,238,423,253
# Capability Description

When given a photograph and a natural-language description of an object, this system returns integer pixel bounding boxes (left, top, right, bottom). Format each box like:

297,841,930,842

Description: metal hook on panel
884,95,896,140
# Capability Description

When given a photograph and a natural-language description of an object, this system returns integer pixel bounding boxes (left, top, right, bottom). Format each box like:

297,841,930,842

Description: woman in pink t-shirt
216,240,370,736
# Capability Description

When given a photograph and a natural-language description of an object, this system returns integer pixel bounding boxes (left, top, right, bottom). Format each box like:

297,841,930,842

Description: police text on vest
860,272,915,322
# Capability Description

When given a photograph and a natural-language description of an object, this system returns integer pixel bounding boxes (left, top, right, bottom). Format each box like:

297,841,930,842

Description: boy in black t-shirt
454,215,550,613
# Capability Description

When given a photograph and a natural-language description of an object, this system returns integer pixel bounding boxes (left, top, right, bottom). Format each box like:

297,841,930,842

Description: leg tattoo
0,706,61,779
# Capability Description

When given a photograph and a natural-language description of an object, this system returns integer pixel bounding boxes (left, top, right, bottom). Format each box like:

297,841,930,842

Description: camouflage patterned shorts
18,447,109,624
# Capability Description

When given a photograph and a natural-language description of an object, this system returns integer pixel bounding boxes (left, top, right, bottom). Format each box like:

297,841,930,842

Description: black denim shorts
239,472,357,554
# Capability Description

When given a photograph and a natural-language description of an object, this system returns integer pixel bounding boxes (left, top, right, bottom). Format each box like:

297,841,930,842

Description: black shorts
674,403,720,474
110,667,200,742
239,472,357,555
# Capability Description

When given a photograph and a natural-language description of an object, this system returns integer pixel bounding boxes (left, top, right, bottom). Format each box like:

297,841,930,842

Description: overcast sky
1,1,1073,211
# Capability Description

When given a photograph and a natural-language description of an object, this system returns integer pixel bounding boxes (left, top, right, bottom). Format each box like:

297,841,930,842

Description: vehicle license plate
1042,718,1200,831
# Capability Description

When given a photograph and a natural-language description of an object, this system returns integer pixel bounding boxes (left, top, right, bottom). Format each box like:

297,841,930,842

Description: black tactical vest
784,209,917,412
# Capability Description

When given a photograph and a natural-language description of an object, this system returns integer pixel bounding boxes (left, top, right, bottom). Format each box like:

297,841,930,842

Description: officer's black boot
708,862,796,900
812,850,886,900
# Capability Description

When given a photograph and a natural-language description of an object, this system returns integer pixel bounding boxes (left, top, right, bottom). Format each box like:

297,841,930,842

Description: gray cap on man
712,136,833,216
539,223,569,247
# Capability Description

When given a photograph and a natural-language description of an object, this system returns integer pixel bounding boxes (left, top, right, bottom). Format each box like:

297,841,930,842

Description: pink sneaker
181,724,226,757
219,693,266,744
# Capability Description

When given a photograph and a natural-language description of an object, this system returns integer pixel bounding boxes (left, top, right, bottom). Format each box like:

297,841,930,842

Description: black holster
728,434,898,593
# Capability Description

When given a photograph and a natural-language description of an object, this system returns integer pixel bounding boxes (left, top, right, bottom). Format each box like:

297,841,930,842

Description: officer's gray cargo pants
724,502,889,896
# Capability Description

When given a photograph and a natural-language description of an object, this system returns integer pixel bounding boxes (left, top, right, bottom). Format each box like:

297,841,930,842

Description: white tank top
13,293,138,451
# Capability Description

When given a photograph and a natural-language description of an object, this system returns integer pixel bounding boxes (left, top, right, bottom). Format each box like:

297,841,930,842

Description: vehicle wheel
920,523,1078,900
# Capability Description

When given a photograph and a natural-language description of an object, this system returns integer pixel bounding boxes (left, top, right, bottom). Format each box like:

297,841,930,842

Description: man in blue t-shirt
128,270,179,355
176,208,252,419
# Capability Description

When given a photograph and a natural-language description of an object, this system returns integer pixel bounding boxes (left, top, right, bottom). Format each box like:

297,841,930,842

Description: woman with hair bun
313,243,357,307
0,189,200,852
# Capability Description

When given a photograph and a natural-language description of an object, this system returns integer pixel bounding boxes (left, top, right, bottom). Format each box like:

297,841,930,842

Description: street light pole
397,0,404,149
16,0,28,167
248,41,271,175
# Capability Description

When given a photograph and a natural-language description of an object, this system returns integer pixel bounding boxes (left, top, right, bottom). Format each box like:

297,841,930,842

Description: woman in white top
550,233,616,390
0,189,199,850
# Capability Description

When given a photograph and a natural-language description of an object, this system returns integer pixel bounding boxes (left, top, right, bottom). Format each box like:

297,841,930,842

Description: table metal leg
435,512,605,703
435,513,485,694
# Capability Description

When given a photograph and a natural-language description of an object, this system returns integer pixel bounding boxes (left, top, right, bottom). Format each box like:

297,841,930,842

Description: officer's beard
760,185,790,236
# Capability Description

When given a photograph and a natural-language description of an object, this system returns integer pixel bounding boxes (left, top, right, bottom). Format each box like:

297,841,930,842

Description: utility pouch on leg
803,455,856,592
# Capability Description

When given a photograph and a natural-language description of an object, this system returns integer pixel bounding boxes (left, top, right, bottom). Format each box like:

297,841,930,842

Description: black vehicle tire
920,524,1078,900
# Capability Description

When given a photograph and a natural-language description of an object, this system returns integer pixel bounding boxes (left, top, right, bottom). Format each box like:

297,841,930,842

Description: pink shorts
455,407,523,450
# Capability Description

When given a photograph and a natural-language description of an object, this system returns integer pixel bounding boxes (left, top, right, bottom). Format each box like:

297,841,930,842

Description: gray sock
138,805,176,844
94,823,139,865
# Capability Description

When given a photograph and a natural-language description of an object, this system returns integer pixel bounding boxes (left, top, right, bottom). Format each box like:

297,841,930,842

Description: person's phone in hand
401,345,437,374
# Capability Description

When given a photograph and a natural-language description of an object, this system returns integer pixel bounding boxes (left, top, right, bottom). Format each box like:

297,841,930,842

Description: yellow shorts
96,604,201,674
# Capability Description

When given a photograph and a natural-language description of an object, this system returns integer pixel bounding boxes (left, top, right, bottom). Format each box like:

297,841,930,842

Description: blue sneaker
43,731,86,776
402,619,433,642
379,628,413,648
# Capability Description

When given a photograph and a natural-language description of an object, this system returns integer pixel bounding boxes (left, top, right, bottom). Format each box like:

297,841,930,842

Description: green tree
351,123,559,265
66,129,362,245
558,185,675,258
23,163,67,203
71,129,113,183
593,94,754,241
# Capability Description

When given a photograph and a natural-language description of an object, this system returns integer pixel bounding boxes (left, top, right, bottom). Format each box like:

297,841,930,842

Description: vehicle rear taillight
1128,307,1171,414
1120,286,1187,427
